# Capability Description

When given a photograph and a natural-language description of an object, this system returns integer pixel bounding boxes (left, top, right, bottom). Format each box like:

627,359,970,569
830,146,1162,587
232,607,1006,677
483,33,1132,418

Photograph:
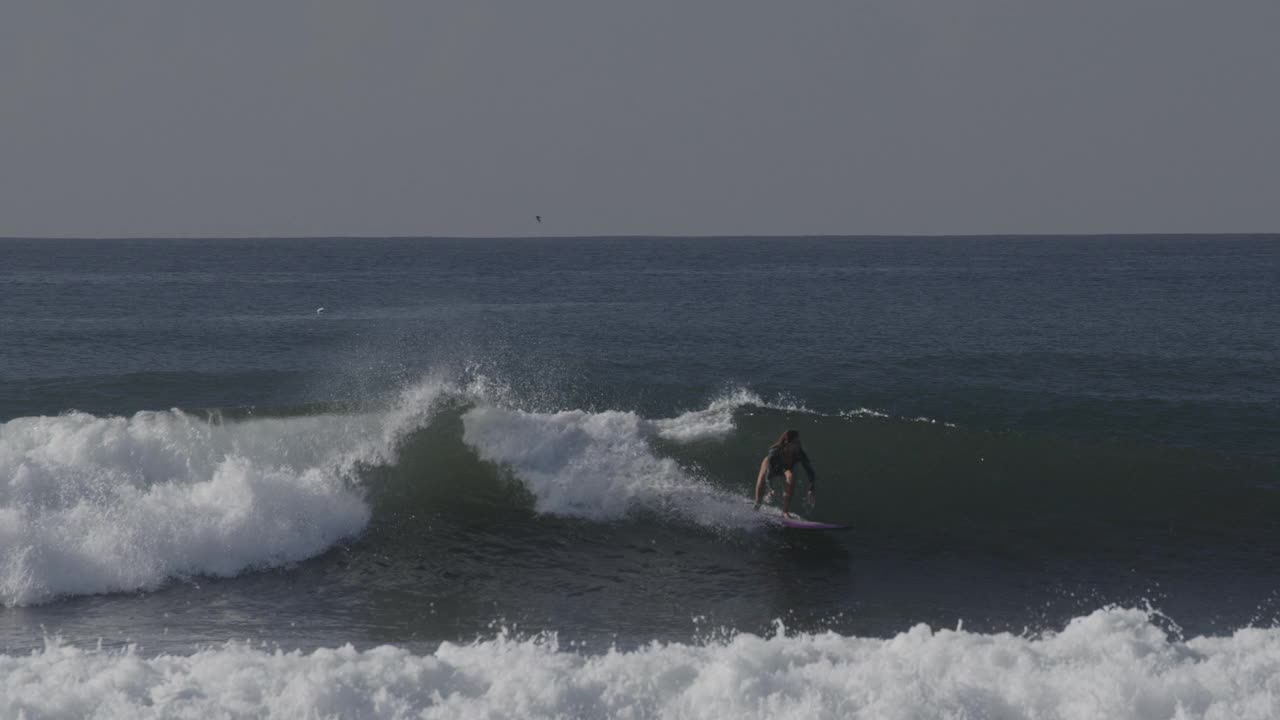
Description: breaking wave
3,607,1277,719
0,380,451,606
8,375,1273,608
0,382,788,606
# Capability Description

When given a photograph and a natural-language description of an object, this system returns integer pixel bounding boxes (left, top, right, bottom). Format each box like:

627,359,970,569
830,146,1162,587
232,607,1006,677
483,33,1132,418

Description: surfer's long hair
770,430,802,465
770,429,800,450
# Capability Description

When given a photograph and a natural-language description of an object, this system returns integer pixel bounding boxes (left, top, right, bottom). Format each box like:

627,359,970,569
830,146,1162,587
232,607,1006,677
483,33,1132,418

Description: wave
4,607,1278,719
443,386,1280,565
0,379,452,607
7,375,1276,607
0,380,783,606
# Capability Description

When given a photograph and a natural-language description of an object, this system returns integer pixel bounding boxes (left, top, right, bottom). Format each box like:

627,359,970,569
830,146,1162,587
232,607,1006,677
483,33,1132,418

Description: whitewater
5,608,1280,719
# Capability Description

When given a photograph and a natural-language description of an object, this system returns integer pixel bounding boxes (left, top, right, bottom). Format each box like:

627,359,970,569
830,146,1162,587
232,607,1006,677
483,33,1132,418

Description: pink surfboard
779,516,852,531
750,499,851,530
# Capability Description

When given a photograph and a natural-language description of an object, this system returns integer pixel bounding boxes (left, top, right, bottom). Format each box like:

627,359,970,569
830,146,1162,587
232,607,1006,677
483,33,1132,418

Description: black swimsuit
767,446,816,486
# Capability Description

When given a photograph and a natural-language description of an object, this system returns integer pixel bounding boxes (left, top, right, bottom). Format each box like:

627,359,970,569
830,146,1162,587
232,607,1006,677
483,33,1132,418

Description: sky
2,1,1278,237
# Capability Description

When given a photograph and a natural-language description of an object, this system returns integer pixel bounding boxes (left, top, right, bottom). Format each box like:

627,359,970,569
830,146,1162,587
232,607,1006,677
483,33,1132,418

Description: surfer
753,429,816,517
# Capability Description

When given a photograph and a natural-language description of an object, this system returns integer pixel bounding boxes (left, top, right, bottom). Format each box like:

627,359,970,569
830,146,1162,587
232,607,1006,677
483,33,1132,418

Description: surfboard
778,516,851,531
749,499,851,531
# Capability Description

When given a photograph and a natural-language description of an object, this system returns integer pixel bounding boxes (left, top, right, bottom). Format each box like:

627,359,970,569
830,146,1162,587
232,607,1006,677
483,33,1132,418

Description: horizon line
2,232,1277,241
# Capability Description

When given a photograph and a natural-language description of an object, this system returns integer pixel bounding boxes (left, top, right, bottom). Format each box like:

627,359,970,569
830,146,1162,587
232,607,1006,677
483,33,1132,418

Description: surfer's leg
782,470,795,516
754,457,770,508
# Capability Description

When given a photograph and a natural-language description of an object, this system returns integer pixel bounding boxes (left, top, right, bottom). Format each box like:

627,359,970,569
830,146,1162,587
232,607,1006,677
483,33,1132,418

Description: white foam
841,406,891,419
648,388,761,442
462,406,756,527
651,387,815,443
4,608,1279,719
841,407,958,427
0,379,451,606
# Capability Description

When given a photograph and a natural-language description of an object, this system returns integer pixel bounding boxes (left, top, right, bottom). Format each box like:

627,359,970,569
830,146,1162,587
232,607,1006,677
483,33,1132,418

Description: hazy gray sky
2,1,1278,237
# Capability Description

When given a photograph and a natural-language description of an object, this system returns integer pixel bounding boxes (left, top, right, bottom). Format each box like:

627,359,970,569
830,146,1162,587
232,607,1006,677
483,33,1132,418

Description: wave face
447,388,1279,553
4,608,1278,719
0,380,449,606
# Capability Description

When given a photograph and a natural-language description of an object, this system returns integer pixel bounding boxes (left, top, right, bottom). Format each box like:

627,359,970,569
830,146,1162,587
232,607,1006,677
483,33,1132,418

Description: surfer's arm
799,451,817,491
754,456,774,508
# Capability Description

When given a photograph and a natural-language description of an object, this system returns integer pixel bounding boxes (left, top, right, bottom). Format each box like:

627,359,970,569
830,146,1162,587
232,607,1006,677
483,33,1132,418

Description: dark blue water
1,236,1277,657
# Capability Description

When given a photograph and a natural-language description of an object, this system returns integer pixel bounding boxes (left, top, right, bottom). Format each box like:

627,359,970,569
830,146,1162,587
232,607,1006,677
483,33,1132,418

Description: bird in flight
536,215,542,223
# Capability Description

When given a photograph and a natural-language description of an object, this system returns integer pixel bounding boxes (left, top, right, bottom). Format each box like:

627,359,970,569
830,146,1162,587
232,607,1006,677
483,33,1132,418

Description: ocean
1,235,1277,718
